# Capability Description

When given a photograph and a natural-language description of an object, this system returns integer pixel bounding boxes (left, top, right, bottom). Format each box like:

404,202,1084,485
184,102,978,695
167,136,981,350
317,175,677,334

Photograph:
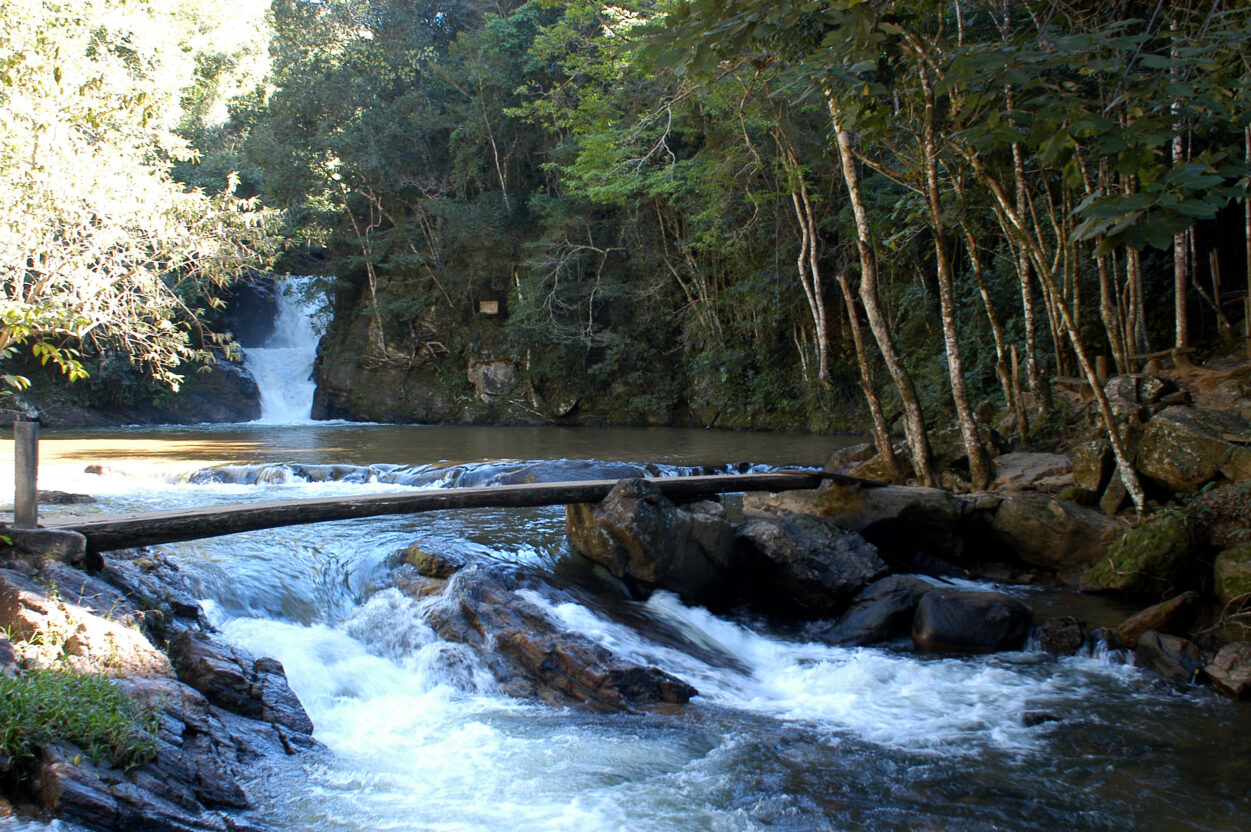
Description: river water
2,284,1249,831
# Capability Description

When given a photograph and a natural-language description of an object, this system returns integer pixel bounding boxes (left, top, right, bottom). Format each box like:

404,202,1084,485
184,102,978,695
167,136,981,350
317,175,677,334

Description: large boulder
735,515,888,618
566,479,735,608
1206,642,1251,699
416,567,696,711
1104,374,1178,420
1214,543,1251,606
1081,512,1200,597
1136,406,1251,493
1071,440,1114,493
1134,631,1203,685
803,575,933,646
1114,591,1200,649
749,483,965,561
911,589,1033,653
974,493,1124,573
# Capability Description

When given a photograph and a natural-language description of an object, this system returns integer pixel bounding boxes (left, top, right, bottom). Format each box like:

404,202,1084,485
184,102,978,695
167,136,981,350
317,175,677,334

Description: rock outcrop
1135,406,1251,493
1081,512,1200,597
566,479,736,608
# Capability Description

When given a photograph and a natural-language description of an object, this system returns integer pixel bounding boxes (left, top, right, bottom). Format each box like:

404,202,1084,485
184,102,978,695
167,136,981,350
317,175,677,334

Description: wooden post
14,419,38,529
1096,355,1108,382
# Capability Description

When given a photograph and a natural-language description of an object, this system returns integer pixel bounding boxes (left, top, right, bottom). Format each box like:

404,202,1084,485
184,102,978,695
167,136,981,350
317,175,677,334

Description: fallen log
43,471,824,553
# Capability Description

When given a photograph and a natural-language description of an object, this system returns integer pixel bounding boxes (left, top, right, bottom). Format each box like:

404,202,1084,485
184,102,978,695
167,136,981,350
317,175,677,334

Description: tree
0,0,274,391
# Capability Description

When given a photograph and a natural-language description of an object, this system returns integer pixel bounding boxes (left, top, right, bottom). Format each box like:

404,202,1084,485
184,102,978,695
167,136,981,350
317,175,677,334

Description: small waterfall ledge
243,277,323,424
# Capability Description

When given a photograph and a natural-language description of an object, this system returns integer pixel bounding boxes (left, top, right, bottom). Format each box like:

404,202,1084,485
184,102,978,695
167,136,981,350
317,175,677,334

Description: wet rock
417,567,696,711
168,631,313,735
912,589,1033,653
1071,440,1113,493
1213,543,1251,606
1134,631,1203,685
1022,711,1062,728
978,493,1124,572
1136,406,1251,493
803,576,933,645
735,515,887,618
1114,591,1200,650
1205,642,1251,699
1036,616,1085,655
1081,512,1200,597
566,478,736,608
990,452,1073,491
401,542,469,579
36,491,96,505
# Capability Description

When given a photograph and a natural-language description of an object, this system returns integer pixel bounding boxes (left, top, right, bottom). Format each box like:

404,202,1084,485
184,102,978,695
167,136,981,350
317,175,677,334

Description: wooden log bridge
43,471,828,553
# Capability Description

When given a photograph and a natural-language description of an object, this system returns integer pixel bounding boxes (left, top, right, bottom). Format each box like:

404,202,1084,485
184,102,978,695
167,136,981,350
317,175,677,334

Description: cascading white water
243,277,323,424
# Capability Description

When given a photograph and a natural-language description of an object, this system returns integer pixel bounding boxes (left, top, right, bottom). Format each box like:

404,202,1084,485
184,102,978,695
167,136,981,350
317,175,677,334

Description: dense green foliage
0,668,160,773
0,0,276,391
227,0,1251,432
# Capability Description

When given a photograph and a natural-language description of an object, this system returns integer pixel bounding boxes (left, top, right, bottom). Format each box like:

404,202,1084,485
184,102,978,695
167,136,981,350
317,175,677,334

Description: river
1,281,1248,831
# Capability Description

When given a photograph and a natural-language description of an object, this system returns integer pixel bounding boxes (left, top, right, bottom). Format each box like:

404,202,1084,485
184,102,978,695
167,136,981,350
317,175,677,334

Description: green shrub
0,669,160,773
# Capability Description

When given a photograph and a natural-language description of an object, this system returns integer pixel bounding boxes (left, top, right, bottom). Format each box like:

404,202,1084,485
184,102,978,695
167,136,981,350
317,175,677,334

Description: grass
0,668,160,773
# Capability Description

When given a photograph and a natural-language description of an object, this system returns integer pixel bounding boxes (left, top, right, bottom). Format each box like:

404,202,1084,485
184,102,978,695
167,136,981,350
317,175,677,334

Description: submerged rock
1081,513,1200,597
803,575,932,646
911,589,1033,653
566,478,735,608
414,565,696,711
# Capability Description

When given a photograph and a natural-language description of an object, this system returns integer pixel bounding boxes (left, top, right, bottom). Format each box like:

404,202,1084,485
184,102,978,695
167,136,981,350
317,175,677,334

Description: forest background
3,0,1251,500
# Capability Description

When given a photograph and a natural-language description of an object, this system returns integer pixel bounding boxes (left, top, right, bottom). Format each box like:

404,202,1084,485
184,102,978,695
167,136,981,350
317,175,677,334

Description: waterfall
243,277,323,424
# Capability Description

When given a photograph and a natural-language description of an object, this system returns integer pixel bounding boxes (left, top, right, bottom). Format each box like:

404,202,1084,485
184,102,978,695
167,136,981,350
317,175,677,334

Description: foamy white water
243,277,323,424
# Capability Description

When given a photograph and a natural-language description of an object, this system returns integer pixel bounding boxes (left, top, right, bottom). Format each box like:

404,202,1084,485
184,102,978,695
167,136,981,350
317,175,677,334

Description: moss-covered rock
1214,543,1251,606
1080,512,1200,597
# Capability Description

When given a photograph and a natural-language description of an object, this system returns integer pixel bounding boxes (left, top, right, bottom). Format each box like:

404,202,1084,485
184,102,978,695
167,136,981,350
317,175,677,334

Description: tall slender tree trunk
917,67,992,489
828,97,936,487
837,272,901,482
965,232,1015,411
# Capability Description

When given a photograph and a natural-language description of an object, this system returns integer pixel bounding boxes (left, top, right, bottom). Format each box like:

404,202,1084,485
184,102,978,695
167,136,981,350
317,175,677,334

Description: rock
36,491,96,505
978,494,1124,572
3,529,88,565
416,568,696,711
1081,512,1200,597
467,359,517,400
400,542,469,579
1205,642,1251,698
911,589,1033,653
990,452,1073,490
0,568,170,677
1114,591,1200,649
1022,711,1062,728
1134,631,1203,685
1056,486,1097,507
167,631,313,735
565,478,736,608
803,576,933,645
1104,374,1178,420
824,442,876,472
1099,473,1129,516
750,483,965,561
1071,440,1113,493
1036,616,1086,654
735,515,887,618
1213,544,1251,606
1136,406,1251,493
